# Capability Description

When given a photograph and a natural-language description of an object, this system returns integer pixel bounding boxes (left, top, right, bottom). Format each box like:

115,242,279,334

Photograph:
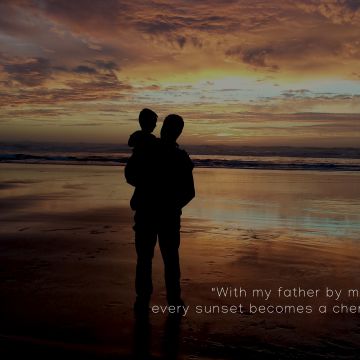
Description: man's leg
134,210,157,309
158,211,182,305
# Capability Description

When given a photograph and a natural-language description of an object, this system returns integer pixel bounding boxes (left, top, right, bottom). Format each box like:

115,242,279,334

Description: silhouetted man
125,114,195,314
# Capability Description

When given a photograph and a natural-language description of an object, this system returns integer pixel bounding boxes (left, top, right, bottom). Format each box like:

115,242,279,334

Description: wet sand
1,163,360,359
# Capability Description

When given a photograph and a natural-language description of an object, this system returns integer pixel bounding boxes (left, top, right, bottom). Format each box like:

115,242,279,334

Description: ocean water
1,149,360,171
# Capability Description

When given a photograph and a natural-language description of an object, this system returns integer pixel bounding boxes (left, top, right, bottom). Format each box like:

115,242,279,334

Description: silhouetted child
128,108,158,152
125,108,158,197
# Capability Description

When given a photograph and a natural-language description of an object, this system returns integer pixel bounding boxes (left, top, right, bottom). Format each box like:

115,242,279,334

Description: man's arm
178,151,195,209
124,154,138,187
180,171,195,208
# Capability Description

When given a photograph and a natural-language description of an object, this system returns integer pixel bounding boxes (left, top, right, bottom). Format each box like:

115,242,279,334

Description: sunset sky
0,0,359,147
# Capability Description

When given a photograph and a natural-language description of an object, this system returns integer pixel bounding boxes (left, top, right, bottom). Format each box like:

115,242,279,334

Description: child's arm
128,130,143,147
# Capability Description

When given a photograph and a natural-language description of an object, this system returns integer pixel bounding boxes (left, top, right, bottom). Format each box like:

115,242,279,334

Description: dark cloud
225,29,360,72
1,54,122,90
0,107,70,122
177,36,186,49
93,60,119,71
0,76,132,106
190,36,203,48
0,1,38,37
226,46,278,70
297,0,360,24
133,13,235,35
135,18,181,34
41,0,127,33
345,0,360,11
66,60,120,75
73,65,97,74
3,57,52,86
140,84,161,91
243,48,278,70
281,89,312,97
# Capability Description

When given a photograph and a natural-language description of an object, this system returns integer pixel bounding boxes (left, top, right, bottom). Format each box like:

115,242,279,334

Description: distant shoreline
1,142,360,159
1,155,360,171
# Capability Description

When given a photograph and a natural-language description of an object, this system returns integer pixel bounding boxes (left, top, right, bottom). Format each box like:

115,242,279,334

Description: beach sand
1,163,360,359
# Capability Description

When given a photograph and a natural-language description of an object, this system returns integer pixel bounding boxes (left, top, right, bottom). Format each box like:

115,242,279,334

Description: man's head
160,114,184,143
139,108,158,133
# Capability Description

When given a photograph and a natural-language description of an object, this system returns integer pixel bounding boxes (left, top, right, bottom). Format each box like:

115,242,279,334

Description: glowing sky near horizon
0,0,359,146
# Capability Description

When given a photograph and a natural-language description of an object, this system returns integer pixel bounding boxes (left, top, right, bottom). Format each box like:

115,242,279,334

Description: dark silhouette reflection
133,313,152,360
125,112,195,314
132,314,182,360
162,315,182,360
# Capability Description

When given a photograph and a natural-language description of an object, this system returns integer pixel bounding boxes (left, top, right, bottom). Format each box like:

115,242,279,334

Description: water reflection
187,169,360,237
133,313,182,360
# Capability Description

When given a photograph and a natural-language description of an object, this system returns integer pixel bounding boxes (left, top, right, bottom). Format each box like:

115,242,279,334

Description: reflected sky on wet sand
187,168,360,238
1,163,359,239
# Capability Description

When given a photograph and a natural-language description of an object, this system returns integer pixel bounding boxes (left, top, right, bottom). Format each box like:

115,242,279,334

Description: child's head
139,108,157,133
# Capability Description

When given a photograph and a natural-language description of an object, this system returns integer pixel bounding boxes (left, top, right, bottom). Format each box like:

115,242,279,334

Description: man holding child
125,108,195,315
